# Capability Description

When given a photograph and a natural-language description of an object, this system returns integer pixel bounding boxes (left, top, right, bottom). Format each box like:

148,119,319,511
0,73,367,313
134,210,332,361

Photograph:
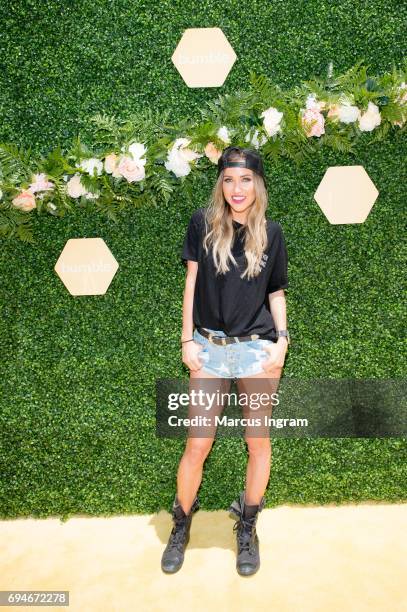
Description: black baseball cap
217,146,267,187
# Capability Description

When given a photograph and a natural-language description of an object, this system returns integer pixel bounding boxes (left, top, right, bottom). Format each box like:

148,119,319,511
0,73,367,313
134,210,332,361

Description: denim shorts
192,327,276,379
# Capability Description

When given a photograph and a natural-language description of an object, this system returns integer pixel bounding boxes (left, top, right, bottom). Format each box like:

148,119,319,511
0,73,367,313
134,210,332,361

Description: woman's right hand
182,340,205,371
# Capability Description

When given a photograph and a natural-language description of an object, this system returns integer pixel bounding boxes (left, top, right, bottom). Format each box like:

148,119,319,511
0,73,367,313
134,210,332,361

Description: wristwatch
276,329,290,345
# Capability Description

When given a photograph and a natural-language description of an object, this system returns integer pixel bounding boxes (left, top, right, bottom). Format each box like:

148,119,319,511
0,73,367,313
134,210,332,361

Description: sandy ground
1,503,406,612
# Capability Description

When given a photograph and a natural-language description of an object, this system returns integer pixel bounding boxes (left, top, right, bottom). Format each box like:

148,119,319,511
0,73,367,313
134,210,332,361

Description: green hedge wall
0,0,406,519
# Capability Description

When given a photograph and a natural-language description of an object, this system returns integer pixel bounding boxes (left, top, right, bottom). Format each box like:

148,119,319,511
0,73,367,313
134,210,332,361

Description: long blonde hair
202,160,269,280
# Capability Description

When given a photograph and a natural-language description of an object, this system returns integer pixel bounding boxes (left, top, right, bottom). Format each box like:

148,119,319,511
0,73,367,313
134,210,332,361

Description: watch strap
276,329,290,345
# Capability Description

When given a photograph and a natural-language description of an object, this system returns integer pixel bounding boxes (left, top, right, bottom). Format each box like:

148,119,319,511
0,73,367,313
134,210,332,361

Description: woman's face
222,166,256,216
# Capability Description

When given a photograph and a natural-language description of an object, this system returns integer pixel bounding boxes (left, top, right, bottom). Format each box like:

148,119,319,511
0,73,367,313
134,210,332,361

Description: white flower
358,101,381,132
245,129,267,149
66,174,87,198
164,138,202,178
306,94,318,110
127,142,147,165
84,192,100,200
47,202,58,215
63,174,69,182
337,104,360,124
305,94,326,111
77,158,103,176
260,107,283,137
217,126,231,144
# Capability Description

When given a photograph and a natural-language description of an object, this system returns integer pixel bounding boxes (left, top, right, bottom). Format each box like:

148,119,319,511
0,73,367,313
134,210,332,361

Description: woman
161,145,290,576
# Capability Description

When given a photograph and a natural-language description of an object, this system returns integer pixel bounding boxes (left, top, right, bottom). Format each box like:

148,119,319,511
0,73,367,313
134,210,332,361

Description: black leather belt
197,327,276,346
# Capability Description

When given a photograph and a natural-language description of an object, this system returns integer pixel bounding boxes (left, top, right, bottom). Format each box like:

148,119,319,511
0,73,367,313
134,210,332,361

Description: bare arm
260,289,289,370
181,260,198,341
269,289,288,356
181,261,204,371
268,288,288,347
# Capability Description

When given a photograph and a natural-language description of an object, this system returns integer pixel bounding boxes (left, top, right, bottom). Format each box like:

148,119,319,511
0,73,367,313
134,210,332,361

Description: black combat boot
229,490,266,576
161,493,200,573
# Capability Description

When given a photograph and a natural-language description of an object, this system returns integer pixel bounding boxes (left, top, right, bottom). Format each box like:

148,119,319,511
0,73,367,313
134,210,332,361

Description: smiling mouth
231,196,246,203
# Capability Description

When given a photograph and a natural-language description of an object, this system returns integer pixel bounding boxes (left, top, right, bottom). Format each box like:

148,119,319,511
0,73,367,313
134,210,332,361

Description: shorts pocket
193,329,209,349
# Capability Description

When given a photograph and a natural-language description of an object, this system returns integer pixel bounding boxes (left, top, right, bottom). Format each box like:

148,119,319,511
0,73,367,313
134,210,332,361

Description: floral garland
0,60,405,243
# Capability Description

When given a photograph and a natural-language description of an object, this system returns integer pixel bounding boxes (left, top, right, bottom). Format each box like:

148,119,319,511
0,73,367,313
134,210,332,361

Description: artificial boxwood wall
0,0,405,519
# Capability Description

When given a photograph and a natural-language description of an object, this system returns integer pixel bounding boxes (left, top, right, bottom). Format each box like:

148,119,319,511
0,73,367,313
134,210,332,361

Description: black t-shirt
181,207,288,340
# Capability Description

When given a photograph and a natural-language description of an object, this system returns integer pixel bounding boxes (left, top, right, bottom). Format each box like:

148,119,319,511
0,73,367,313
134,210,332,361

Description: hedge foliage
0,0,406,519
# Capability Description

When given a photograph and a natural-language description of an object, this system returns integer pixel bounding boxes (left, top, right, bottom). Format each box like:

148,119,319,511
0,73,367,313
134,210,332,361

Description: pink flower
327,103,340,120
116,155,145,182
301,108,325,137
28,173,55,194
104,153,121,177
12,190,36,212
204,142,222,164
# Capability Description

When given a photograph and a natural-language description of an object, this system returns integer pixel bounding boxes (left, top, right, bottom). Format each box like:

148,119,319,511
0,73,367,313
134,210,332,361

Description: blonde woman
161,146,290,576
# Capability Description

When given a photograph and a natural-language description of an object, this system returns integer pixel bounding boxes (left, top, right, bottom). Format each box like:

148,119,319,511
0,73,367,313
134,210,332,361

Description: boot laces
233,516,256,554
168,519,188,552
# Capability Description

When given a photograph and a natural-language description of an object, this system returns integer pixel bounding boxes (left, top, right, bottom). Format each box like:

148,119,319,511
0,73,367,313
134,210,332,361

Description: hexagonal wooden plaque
314,166,379,224
54,238,119,296
172,27,236,87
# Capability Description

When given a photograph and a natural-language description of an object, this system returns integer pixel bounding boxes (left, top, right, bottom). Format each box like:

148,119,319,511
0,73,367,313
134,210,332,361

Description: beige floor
1,503,406,612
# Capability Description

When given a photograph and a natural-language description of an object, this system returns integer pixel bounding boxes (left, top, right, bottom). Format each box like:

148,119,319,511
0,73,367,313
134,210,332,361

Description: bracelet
181,339,194,345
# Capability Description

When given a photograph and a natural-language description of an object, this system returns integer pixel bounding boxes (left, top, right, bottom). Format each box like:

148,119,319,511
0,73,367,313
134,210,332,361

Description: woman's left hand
261,338,288,372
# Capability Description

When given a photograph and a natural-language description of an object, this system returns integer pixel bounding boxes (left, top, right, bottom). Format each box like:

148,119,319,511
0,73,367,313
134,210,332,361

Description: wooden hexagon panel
314,165,379,224
54,238,119,296
171,27,237,88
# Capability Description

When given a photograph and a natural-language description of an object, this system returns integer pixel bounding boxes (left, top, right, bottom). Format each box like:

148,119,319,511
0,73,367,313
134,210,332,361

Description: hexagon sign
314,165,379,224
172,27,237,88
54,238,119,296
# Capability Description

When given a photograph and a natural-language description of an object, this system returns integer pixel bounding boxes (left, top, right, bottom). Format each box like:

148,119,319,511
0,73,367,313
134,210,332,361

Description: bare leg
236,367,283,505
244,437,272,505
176,366,231,514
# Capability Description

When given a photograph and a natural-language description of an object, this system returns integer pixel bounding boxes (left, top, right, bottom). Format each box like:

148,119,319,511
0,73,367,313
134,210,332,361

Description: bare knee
245,438,271,458
184,440,214,465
